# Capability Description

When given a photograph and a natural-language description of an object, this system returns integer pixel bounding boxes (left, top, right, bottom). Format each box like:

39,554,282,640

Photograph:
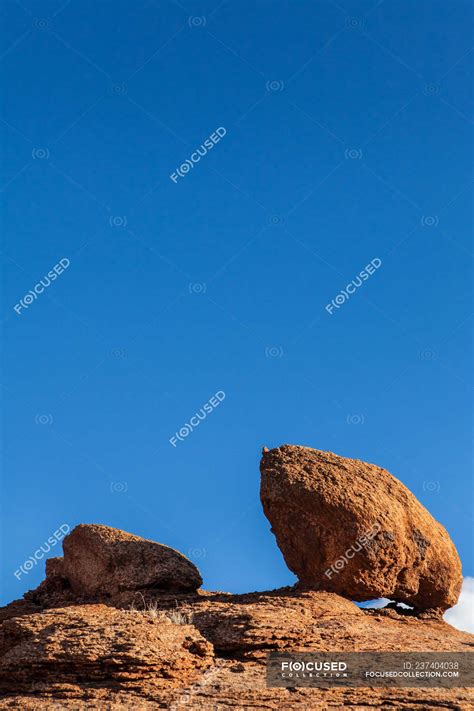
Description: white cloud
444,577,474,633
356,580,474,633
358,598,391,609
358,598,412,610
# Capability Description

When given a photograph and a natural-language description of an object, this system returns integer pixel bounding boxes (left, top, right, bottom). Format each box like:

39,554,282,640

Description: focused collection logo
267,652,472,688
170,127,227,183
325,523,381,579
169,390,226,447
280,660,348,677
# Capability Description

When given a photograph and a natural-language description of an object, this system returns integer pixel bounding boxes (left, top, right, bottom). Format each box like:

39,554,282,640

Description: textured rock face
0,604,213,700
260,445,462,612
0,588,472,710
62,524,202,596
45,557,65,580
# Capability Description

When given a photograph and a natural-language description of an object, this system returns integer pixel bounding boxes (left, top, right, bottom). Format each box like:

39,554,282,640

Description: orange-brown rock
0,482,469,711
0,604,213,705
260,445,462,612
45,556,65,579
0,587,472,709
62,524,202,596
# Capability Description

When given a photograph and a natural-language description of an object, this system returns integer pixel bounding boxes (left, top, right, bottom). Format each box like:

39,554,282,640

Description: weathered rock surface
0,454,469,710
0,587,472,709
0,604,213,704
45,556,66,580
260,445,462,612
62,524,202,596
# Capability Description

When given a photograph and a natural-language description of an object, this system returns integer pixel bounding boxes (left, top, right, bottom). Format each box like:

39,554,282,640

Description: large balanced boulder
260,445,462,612
62,524,202,596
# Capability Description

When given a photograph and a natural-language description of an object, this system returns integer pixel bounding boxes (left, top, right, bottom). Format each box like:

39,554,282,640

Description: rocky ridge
0,445,471,710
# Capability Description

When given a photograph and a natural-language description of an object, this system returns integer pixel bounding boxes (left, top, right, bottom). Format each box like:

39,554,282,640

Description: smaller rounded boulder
62,524,202,596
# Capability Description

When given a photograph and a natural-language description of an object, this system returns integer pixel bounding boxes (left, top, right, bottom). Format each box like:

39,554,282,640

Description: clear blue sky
1,0,472,606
